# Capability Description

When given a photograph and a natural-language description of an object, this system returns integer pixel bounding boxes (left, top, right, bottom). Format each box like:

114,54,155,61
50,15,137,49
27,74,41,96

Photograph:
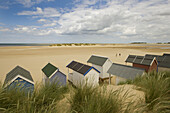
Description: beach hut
163,53,170,56
3,66,34,91
87,55,112,83
107,63,145,85
66,61,100,87
158,55,170,72
125,55,158,72
141,53,170,72
42,63,66,86
145,54,164,64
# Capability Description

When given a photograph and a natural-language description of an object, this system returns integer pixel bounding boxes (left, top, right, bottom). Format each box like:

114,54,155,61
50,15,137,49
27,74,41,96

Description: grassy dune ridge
0,71,170,113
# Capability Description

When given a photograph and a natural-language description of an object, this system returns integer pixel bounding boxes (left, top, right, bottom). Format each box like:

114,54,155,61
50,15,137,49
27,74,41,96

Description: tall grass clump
125,71,170,113
0,84,29,112
0,82,68,113
69,84,132,113
31,82,68,111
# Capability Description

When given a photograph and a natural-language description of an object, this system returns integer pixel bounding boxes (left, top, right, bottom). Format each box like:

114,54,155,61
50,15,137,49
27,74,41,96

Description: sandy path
0,45,169,84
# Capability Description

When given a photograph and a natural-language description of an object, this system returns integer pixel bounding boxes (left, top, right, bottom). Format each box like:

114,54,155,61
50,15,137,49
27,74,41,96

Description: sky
0,0,170,43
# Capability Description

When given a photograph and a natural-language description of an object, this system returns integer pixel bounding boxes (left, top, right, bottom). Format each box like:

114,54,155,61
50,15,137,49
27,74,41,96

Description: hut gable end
4,66,34,86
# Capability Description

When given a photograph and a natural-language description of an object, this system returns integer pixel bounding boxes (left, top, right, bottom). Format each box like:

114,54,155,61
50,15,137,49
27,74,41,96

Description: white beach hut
87,55,112,83
66,61,100,87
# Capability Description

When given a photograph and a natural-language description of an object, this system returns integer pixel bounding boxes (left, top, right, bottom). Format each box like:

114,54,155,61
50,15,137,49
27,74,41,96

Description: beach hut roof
158,56,170,68
125,55,136,63
4,66,34,85
145,54,164,62
87,55,108,66
125,55,157,66
42,63,58,77
163,53,170,56
66,61,100,76
107,63,145,79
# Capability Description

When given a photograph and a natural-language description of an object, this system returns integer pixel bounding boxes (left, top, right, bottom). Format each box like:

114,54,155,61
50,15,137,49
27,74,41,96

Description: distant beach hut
158,55,170,72
42,63,66,86
66,61,100,87
3,66,34,92
142,53,170,72
87,55,112,83
107,63,145,85
125,55,158,72
145,54,164,64
163,53,170,56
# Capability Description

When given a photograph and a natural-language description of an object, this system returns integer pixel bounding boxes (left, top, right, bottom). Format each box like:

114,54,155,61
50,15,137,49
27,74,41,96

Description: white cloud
52,0,170,39
18,7,61,17
38,19,46,23
0,27,10,32
12,0,170,42
16,0,54,7
16,0,43,7
13,25,55,35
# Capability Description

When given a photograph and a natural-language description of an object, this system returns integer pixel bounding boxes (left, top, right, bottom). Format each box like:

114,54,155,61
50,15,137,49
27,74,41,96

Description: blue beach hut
3,66,34,92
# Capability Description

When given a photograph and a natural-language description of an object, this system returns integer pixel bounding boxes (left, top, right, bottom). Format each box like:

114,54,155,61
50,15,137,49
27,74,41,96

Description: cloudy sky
0,0,170,43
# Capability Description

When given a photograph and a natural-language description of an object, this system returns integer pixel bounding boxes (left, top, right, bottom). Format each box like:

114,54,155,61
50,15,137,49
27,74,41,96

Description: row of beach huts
2,53,170,91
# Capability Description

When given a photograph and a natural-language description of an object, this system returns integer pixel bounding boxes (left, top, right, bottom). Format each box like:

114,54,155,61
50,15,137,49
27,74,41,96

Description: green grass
0,71,170,113
119,71,170,113
0,82,68,113
69,84,135,113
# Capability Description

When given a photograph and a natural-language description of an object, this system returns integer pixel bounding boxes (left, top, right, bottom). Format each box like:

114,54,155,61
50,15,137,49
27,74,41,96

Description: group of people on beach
116,53,121,57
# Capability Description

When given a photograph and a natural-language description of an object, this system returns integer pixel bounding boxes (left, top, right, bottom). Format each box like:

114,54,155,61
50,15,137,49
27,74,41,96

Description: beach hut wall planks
107,63,145,85
42,63,66,86
125,55,158,72
3,66,34,92
87,55,112,83
66,61,100,87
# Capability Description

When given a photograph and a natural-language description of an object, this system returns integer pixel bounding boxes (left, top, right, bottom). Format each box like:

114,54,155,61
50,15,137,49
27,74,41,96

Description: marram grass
0,71,170,113
0,82,68,113
119,71,170,113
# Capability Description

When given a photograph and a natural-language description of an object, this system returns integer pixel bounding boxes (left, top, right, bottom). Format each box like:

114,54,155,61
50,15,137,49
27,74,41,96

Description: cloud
16,0,55,7
13,25,55,35
16,0,44,7
18,7,61,17
53,0,170,39
0,27,10,32
38,19,47,23
0,5,9,9
9,0,170,42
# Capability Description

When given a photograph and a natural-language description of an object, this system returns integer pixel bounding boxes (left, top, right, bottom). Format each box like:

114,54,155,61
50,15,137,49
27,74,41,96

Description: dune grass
69,84,137,113
118,71,170,113
0,82,68,113
0,71,169,113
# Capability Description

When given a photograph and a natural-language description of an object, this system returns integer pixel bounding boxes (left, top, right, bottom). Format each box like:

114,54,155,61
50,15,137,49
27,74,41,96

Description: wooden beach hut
87,55,112,83
125,55,158,72
3,66,34,91
42,63,66,86
107,63,145,85
145,54,164,64
66,61,100,87
158,55,170,72
144,53,170,72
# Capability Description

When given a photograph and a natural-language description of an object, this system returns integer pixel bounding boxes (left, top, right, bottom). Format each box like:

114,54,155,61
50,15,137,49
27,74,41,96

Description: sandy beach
0,44,170,84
